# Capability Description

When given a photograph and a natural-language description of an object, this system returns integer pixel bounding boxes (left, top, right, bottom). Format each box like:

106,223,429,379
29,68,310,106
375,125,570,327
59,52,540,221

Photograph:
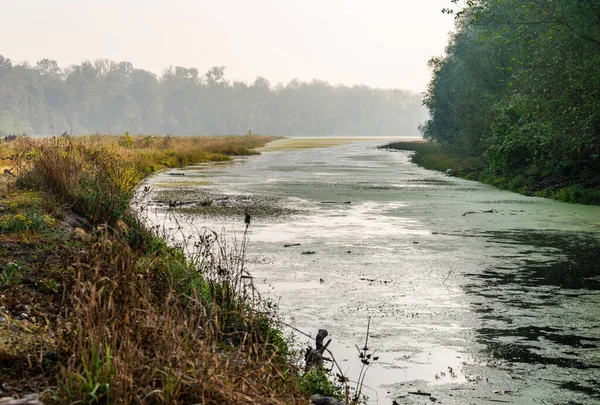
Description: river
142,138,600,405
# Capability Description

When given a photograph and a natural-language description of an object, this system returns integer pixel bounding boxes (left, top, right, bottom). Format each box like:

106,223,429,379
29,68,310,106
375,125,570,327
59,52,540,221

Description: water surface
143,139,600,404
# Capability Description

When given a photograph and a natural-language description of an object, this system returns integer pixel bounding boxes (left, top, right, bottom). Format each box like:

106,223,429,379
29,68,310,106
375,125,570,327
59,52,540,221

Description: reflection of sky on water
141,139,600,405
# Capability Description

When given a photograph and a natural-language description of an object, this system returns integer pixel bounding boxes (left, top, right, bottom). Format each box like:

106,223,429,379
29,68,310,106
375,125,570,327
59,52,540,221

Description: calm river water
143,138,600,405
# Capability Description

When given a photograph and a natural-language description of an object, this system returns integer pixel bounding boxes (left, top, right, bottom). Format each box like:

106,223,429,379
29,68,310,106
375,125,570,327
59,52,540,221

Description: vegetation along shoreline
0,134,348,404
385,2,600,206
380,141,600,205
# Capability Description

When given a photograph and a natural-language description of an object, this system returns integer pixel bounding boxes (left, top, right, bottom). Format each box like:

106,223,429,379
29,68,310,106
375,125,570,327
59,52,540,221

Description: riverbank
150,139,600,404
381,141,600,205
0,134,318,404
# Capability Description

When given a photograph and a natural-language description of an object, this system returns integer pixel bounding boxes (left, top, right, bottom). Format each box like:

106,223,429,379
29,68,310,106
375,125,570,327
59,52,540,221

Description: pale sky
1,0,456,92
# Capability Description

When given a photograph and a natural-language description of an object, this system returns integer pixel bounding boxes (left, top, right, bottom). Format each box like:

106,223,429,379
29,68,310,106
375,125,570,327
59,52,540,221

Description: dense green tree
424,0,600,185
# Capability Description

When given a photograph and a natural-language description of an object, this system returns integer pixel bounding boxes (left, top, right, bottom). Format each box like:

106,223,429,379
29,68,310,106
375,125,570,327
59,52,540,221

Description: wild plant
1,133,302,404
51,220,302,404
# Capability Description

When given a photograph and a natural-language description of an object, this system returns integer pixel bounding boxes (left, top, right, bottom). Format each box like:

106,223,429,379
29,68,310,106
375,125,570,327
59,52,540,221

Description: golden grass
0,134,276,224
257,136,421,151
0,133,310,404
0,134,276,172
49,226,304,404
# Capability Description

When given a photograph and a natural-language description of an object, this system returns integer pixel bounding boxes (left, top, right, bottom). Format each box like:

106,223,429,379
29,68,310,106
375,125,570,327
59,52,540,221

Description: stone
310,394,345,405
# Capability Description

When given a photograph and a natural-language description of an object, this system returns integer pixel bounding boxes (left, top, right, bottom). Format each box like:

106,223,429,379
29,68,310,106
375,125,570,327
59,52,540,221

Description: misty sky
2,0,456,92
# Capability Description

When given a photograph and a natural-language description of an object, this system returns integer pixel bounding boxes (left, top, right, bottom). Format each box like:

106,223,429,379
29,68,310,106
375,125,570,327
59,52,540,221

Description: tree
423,0,600,181
0,56,426,136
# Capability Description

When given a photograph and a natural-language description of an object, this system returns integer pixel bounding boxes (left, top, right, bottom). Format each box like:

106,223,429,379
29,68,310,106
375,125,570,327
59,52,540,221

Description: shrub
1,133,304,404
51,224,302,404
551,185,600,205
298,367,345,400
0,207,53,233
508,174,526,192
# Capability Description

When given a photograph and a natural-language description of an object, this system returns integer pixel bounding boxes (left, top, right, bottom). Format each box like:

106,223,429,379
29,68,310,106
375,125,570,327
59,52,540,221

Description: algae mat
142,138,600,405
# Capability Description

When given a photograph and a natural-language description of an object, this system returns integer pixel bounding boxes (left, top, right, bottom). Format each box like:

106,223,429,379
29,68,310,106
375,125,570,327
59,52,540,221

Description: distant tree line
423,0,600,182
0,55,426,136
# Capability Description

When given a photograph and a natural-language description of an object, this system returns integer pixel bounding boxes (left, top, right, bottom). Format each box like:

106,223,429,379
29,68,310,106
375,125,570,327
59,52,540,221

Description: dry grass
258,136,419,151
51,225,303,404
0,133,275,171
0,134,276,224
0,133,309,404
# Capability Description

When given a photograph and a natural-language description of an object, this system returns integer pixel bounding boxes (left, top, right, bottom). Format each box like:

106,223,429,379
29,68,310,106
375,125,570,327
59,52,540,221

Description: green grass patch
298,367,345,400
381,141,486,177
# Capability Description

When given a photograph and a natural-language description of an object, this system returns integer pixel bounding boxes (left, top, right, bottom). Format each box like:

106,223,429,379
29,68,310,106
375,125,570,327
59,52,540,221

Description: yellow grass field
257,136,423,151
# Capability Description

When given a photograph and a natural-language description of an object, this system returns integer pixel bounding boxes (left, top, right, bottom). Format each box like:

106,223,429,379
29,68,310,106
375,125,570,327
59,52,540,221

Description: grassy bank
0,134,316,404
381,141,600,205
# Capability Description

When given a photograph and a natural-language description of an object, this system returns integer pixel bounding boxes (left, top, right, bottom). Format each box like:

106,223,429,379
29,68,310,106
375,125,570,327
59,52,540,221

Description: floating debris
463,209,498,216
408,390,432,396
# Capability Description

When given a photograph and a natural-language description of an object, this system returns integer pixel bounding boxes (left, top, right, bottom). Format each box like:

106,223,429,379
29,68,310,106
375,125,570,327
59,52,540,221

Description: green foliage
120,131,134,148
59,339,115,404
423,0,600,203
383,140,600,205
298,367,345,400
0,261,21,287
74,172,131,225
507,174,526,192
0,207,53,233
39,277,59,293
546,185,600,205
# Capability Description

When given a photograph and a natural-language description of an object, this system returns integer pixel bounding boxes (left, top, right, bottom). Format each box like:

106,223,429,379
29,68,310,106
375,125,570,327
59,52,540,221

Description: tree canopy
423,0,600,183
0,56,426,136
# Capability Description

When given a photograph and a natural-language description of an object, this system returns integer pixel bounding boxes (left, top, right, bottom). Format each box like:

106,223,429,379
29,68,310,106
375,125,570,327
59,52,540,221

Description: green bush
0,261,22,287
552,185,600,205
298,367,344,400
508,174,526,192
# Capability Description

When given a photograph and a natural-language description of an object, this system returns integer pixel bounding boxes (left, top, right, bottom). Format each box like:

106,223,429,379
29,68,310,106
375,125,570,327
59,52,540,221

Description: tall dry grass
1,134,276,225
1,133,307,404
53,224,302,404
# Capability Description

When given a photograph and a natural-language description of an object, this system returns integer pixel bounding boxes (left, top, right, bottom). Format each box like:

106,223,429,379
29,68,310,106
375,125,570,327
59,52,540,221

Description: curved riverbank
380,141,600,205
147,139,600,404
0,134,314,404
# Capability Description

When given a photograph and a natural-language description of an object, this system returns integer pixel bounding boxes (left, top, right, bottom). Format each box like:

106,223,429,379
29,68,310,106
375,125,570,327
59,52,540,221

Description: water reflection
482,231,600,289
